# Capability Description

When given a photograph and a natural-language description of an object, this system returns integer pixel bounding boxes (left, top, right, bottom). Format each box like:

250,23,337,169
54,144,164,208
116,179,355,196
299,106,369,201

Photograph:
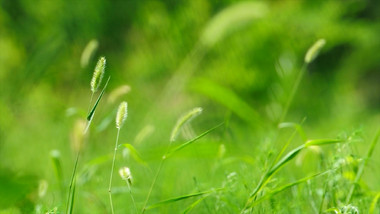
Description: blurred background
1,0,380,213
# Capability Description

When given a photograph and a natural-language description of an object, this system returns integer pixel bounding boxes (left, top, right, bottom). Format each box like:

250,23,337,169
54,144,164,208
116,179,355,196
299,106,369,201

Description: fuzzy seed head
304,39,326,64
116,101,128,129
108,85,131,103
119,167,132,185
170,107,203,142
90,57,106,92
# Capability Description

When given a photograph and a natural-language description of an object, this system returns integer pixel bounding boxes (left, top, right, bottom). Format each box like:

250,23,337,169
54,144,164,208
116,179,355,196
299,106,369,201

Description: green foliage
1,0,380,213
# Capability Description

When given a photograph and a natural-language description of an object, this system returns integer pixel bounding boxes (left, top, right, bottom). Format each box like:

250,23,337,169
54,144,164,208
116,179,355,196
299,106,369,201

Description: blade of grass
120,143,148,166
346,128,380,203
190,78,261,126
183,195,210,214
85,76,111,133
242,139,343,212
249,169,334,208
369,192,380,214
66,151,80,214
50,150,64,197
278,122,307,142
165,123,224,158
67,176,77,214
146,188,223,210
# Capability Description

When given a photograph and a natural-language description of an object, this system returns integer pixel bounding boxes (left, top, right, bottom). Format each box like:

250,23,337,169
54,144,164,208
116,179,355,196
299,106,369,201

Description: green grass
1,1,380,214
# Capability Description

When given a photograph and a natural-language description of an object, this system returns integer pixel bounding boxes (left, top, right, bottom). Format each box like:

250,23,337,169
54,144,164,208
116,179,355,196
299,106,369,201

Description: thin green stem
141,138,176,213
126,181,138,214
141,157,165,214
279,64,307,123
109,128,121,214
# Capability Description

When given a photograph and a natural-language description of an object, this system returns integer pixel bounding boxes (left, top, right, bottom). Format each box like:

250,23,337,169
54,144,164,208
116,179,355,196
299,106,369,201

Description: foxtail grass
279,39,325,123
66,58,109,214
108,101,128,214
87,57,106,114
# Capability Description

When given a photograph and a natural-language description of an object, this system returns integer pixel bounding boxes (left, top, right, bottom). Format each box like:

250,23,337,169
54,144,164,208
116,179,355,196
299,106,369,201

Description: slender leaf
278,122,307,142
190,78,260,126
305,139,343,147
166,123,223,158
87,76,111,121
369,192,380,214
183,195,210,214
120,143,148,166
146,188,223,210
249,169,333,207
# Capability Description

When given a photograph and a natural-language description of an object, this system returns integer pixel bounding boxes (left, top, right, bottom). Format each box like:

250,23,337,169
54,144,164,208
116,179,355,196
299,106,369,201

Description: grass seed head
304,39,326,64
119,167,132,185
90,56,106,93
108,85,131,103
170,107,203,142
116,101,128,129
81,39,99,68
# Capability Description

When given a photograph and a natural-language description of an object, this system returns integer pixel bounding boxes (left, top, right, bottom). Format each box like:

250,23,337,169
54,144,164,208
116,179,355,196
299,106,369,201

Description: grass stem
279,64,306,123
126,179,138,213
109,128,121,214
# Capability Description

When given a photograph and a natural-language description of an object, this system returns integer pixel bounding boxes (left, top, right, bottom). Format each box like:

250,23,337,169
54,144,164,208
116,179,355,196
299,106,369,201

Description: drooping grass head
304,39,326,64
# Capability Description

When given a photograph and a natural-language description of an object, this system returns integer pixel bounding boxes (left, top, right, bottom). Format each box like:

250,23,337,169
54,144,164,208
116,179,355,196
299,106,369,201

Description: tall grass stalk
279,39,325,123
109,101,128,214
66,57,108,214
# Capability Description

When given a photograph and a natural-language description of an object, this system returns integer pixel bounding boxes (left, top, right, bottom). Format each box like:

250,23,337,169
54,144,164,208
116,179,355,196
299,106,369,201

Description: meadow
1,0,380,213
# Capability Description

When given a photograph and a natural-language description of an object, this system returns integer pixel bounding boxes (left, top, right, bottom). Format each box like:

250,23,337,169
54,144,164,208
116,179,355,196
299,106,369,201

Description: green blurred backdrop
1,0,380,213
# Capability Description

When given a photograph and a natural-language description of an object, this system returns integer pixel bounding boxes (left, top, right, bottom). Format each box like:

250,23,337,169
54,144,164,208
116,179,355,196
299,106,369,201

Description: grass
1,1,380,214
21,37,380,214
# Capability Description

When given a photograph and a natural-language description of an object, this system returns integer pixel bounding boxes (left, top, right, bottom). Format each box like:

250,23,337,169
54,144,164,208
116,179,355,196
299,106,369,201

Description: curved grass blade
190,78,260,126
324,207,341,214
146,188,223,210
183,195,210,214
120,143,147,166
165,123,223,159
249,169,334,208
369,192,380,214
278,122,307,142
244,138,343,211
305,139,343,147
50,150,64,197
